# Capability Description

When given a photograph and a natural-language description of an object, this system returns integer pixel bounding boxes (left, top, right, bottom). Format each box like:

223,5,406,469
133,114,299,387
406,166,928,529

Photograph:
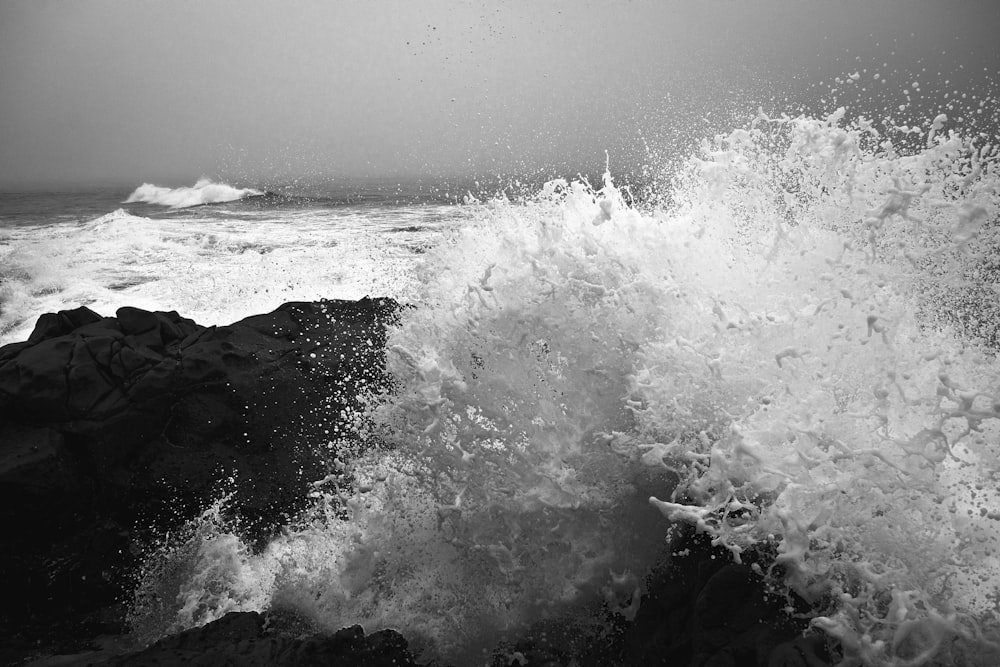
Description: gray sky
0,0,997,188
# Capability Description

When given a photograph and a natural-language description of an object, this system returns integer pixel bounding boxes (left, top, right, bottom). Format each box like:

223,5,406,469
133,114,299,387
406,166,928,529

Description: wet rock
622,527,835,666
103,611,419,667
490,525,836,667
0,298,399,660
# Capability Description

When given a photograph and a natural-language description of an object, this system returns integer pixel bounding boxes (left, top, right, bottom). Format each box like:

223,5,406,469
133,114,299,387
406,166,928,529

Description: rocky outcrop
104,611,418,667
0,298,399,661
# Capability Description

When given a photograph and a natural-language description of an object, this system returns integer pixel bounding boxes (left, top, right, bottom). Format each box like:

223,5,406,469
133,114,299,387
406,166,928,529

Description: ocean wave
124,179,264,209
126,108,1000,665
87,207,154,226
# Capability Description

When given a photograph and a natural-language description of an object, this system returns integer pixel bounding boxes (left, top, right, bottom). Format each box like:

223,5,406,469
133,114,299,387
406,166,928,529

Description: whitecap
124,179,264,209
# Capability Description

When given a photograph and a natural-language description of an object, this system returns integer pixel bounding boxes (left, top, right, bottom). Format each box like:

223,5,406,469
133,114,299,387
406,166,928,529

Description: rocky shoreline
0,299,833,666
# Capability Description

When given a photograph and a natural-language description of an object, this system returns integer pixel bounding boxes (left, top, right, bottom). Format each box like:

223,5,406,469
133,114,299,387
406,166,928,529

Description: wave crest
124,179,264,209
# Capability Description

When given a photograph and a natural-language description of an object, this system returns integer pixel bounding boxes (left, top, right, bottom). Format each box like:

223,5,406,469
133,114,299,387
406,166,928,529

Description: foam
0,207,450,346
123,178,264,208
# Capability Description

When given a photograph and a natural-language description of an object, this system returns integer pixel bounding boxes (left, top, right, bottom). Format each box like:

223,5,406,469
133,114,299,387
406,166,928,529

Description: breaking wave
129,108,1000,665
124,178,264,209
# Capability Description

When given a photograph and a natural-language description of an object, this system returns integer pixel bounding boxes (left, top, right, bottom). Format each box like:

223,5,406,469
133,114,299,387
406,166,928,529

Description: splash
127,497,277,646
637,108,1000,665
129,108,1000,665
124,178,264,208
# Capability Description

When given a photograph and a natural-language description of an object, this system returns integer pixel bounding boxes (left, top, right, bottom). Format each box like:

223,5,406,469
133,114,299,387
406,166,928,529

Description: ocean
3,105,1000,665
0,179,482,347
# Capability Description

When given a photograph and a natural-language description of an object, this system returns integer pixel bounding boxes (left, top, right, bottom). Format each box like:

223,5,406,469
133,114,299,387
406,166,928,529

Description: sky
0,0,997,189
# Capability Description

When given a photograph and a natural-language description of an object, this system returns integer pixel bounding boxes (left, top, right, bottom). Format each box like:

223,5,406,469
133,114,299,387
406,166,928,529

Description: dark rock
26,305,105,344
102,611,419,666
0,298,400,661
489,524,835,667
8,611,419,667
621,526,835,666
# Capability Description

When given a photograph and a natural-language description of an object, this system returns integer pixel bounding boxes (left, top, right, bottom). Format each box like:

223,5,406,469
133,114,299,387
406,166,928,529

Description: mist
0,0,997,189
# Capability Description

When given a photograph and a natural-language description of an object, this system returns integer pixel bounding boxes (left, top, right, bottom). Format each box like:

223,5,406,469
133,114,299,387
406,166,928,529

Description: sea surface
0,178,485,346
3,101,1000,666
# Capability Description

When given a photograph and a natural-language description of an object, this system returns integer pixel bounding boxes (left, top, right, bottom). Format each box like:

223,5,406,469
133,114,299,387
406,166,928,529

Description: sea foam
0,206,438,347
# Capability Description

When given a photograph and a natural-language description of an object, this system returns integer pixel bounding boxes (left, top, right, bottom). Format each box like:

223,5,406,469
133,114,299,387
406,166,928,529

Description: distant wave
124,179,264,209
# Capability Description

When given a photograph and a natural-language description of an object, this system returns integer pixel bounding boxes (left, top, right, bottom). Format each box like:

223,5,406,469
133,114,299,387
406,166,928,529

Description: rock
490,524,835,666
11,612,420,667
103,611,419,667
621,526,834,666
0,298,399,661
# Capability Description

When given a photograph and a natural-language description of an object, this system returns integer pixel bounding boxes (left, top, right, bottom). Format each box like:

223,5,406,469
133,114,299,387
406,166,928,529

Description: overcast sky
0,0,997,189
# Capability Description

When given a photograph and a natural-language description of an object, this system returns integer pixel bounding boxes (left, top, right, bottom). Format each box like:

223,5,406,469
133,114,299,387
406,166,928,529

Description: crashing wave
128,109,1000,666
124,179,264,209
